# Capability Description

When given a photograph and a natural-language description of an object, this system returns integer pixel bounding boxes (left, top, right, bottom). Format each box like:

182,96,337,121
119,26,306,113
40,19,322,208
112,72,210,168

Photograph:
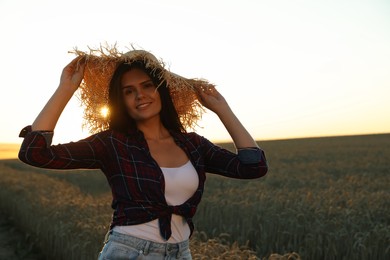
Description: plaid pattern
19,126,268,240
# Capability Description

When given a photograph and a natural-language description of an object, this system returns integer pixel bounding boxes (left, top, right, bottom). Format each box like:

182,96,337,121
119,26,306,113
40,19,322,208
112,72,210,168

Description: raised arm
196,85,258,149
32,56,85,131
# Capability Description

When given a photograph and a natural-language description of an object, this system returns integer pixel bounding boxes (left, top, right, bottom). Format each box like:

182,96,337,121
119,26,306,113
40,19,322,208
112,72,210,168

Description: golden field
0,134,389,259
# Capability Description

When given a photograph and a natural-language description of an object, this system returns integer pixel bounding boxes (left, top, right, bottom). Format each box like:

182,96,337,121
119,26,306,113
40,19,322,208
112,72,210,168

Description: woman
18,46,268,259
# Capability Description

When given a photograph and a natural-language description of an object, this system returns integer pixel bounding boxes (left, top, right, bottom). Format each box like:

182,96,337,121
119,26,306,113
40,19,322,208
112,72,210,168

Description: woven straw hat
71,44,213,134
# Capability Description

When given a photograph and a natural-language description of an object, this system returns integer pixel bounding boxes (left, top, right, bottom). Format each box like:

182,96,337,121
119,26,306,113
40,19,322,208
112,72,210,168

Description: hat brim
71,45,213,133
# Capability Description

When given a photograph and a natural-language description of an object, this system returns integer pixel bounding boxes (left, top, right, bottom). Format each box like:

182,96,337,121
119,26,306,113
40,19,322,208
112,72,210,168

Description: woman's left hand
196,85,229,114
196,84,259,148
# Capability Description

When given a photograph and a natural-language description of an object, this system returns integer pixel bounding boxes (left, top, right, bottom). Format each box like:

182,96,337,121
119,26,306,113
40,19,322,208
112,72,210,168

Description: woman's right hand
31,56,86,131
59,56,86,92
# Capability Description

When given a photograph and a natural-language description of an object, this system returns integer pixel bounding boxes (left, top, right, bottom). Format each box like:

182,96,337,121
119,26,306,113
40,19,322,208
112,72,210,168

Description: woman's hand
31,56,86,131
196,85,229,115
196,84,259,149
59,56,86,92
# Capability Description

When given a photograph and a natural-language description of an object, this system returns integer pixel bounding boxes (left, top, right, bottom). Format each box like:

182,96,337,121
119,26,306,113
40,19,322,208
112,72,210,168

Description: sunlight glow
100,106,109,118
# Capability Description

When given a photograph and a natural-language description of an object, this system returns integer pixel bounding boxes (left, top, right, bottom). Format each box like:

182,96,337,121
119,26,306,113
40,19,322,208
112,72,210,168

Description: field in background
0,134,389,259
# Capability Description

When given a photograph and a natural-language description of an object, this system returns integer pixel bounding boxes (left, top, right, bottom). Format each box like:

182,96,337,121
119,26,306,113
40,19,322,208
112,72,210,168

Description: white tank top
113,160,199,243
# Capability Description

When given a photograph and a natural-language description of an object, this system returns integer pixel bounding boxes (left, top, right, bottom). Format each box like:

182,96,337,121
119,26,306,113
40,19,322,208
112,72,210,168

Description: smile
136,102,152,109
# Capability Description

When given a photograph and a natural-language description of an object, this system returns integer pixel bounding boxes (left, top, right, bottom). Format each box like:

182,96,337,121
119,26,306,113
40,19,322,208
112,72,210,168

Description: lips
136,102,152,109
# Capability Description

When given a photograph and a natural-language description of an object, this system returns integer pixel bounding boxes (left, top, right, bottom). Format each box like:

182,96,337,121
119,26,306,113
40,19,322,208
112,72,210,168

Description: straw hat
70,44,213,134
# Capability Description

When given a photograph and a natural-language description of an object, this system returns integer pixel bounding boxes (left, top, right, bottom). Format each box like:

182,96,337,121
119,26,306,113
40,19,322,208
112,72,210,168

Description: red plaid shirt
19,126,268,240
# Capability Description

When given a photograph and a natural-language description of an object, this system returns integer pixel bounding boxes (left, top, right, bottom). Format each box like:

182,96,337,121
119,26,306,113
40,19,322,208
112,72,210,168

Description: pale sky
1,0,389,145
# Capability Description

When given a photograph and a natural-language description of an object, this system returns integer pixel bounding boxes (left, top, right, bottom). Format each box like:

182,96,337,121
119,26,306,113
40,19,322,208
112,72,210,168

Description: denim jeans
97,231,192,260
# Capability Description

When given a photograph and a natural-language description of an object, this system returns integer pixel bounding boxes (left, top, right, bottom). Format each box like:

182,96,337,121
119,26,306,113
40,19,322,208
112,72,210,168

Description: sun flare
100,106,109,118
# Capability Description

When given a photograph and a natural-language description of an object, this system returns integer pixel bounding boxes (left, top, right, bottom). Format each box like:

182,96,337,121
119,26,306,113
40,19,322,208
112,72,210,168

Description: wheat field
0,134,389,259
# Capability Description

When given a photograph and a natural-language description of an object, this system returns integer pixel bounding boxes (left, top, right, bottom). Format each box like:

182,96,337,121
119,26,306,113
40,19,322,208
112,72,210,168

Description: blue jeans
97,231,192,260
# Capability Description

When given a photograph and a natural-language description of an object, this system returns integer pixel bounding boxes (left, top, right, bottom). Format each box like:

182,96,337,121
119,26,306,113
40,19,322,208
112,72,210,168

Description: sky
1,0,389,145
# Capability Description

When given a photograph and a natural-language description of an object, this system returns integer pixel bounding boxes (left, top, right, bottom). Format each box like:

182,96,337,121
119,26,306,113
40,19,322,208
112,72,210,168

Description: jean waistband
107,230,189,257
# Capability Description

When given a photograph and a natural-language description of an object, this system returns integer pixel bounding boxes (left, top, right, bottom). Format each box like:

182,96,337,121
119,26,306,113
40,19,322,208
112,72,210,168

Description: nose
135,89,145,100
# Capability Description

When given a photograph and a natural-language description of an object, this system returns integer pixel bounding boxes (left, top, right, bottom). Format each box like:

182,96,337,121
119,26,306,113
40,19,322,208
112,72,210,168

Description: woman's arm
196,86,267,178
18,56,106,170
196,85,258,149
32,56,85,131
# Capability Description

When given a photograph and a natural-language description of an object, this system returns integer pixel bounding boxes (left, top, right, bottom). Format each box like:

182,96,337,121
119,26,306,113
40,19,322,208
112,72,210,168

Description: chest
147,139,189,168
104,138,206,197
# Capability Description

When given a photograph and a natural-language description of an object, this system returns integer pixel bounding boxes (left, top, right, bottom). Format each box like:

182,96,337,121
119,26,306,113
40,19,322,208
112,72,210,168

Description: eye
143,82,155,89
123,88,133,95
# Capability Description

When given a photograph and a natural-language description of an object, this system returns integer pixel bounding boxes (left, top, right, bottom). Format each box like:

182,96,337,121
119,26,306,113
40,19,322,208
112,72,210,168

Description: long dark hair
108,61,185,134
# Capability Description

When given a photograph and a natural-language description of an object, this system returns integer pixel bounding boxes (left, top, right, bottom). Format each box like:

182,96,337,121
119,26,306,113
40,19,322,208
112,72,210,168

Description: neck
136,118,170,141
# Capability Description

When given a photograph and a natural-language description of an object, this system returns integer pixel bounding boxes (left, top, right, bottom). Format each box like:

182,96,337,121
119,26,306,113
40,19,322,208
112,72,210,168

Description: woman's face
121,68,162,123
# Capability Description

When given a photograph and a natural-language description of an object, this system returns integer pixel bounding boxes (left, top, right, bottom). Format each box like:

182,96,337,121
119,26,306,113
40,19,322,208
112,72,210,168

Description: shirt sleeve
18,125,105,170
199,136,268,179
237,147,265,164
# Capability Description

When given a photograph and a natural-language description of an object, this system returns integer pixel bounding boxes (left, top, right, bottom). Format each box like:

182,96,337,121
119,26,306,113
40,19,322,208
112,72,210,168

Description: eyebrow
122,80,154,89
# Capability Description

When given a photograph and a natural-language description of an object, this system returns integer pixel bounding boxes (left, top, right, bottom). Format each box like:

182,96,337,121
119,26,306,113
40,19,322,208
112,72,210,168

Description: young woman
18,47,268,260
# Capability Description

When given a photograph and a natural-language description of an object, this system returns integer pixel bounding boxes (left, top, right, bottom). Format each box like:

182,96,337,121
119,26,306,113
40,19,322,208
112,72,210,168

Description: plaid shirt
19,126,268,240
